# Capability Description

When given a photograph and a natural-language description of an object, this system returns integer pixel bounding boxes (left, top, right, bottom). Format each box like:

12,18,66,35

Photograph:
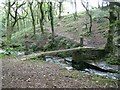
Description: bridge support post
72,50,86,70
72,36,86,70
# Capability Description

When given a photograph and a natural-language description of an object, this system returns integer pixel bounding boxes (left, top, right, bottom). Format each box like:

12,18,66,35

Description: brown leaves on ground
2,56,118,88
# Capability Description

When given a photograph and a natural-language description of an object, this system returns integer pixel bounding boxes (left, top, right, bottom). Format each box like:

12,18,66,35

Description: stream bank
0,48,119,80
45,56,120,80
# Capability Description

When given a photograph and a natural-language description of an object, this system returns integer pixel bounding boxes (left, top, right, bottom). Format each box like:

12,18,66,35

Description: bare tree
6,0,11,42
74,0,77,20
6,0,27,41
28,1,36,35
37,1,44,34
58,2,62,19
81,0,92,33
49,2,54,39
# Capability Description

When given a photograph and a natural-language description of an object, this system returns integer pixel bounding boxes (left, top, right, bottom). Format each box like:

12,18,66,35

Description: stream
0,49,5,53
45,56,120,80
0,49,119,80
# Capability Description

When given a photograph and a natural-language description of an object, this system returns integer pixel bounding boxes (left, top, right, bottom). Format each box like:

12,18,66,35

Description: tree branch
17,2,26,9
9,12,15,19
10,2,15,7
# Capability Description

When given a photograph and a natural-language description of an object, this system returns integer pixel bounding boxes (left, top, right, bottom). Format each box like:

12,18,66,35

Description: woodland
0,0,120,88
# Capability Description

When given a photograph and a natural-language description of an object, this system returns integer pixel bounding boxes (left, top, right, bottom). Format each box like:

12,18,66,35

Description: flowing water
0,49,5,54
45,56,120,80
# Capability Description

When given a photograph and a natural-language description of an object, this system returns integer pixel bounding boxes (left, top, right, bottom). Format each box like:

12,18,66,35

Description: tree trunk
29,2,36,35
22,19,25,28
58,2,62,19
105,3,116,53
116,8,120,58
74,0,77,20
36,13,39,24
49,2,54,39
39,2,44,34
6,0,11,42
98,0,100,8
17,20,19,31
81,0,92,33
88,13,92,33
117,23,120,58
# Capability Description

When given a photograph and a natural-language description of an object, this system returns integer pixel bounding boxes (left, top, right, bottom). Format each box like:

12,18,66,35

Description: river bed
45,56,120,80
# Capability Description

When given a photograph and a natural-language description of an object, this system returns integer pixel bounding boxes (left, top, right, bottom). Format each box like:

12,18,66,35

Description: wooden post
80,36,83,47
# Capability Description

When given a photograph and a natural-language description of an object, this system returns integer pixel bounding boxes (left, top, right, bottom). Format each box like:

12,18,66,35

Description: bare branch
11,2,15,7
9,12,15,19
17,2,26,9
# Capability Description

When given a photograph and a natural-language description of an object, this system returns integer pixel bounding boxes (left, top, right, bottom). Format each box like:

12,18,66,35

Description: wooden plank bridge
21,46,105,62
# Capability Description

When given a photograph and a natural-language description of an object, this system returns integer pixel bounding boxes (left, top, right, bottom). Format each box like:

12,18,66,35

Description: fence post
80,36,83,47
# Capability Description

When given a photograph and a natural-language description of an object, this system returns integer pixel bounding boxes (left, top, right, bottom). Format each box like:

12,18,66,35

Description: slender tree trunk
22,19,25,28
29,2,36,35
6,0,11,42
58,2,62,19
49,2,54,39
88,13,92,33
98,0,100,8
39,2,44,34
74,0,77,20
37,13,39,24
17,20,19,31
81,1,92,33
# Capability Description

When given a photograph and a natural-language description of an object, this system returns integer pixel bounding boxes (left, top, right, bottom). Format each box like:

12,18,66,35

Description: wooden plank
21,46,104,61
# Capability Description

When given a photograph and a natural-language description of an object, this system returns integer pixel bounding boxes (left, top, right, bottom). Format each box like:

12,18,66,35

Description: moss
105,54,120,65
